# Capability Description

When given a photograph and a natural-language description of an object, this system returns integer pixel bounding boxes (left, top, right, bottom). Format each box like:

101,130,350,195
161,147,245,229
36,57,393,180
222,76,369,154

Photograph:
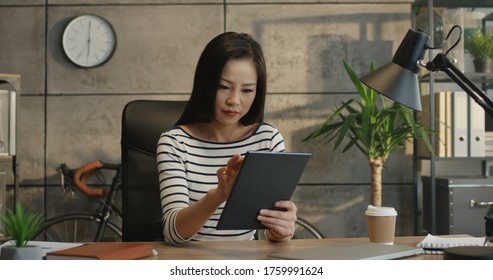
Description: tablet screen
216,151,311,230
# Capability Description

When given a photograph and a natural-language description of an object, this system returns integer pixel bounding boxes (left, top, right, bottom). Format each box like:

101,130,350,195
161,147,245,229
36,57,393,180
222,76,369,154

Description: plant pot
473,59,493,73
0,245,43,260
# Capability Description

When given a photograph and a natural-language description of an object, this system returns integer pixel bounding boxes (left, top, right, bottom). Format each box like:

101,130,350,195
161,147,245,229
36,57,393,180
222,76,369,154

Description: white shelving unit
0,73,20,213
414,0,493,235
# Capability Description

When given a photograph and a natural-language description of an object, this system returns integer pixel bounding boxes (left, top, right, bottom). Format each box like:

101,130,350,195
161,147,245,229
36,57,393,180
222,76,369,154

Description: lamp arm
425,53,493,118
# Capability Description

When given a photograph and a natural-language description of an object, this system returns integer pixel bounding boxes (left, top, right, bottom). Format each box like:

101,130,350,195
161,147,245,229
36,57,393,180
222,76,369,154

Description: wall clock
62,14,116,68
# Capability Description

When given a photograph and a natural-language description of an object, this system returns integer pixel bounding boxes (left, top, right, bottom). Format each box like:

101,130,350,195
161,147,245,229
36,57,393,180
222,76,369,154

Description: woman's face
213,59,257,127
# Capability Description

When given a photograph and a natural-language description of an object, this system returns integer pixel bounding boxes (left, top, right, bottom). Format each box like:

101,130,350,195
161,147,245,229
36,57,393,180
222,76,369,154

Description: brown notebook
46,243,153,260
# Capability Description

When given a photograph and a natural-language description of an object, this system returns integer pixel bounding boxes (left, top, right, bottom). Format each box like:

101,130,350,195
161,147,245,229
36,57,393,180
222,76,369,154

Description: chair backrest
121,100,187,241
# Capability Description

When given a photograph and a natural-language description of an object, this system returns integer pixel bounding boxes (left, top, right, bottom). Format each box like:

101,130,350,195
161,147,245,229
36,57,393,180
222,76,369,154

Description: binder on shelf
418,91,486,158
418,91,452,157
445,92,453,157
485,132,493,157
452,91,468,157
438,91,452,157
470,96,485,157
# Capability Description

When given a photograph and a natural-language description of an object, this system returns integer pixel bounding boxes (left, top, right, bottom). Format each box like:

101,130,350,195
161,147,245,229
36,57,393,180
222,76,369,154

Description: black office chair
120,100,187,241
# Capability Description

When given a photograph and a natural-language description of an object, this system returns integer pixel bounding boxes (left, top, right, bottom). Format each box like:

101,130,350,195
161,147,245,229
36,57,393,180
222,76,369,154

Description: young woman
157,32,297,244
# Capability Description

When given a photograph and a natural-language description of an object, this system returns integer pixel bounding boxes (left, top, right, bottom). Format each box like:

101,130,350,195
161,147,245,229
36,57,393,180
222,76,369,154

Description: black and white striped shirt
156,122,285,244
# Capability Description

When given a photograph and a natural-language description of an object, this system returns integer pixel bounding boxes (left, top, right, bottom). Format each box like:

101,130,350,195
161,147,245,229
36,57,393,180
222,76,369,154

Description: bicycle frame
37,161,124,242
93,166,122,242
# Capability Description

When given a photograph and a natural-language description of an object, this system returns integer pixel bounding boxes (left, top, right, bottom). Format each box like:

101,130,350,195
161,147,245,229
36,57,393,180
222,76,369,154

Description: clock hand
76,44,87,60
87,20,92,61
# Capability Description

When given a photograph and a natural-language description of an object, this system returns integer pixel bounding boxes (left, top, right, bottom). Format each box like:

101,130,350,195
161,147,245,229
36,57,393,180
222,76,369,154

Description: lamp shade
360,29,429,111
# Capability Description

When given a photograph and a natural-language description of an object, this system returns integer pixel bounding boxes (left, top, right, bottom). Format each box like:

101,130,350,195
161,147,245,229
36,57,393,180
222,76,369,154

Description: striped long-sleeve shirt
156,122,285,244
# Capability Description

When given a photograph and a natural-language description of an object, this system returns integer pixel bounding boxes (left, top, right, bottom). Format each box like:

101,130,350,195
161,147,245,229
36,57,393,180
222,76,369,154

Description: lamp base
444,246,493,260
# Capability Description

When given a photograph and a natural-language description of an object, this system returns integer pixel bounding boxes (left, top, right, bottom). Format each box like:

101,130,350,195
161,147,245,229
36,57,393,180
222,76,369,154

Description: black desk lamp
359,25,493,259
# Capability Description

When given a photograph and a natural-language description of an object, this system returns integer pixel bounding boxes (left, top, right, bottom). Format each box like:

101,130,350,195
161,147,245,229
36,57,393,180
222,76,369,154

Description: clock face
62,15,116,68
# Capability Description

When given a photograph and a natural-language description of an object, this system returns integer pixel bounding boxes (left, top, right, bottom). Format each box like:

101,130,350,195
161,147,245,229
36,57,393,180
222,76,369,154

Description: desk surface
144,236,442,260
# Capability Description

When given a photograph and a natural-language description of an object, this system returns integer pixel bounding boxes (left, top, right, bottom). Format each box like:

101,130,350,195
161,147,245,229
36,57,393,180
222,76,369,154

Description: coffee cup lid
365,205,397,216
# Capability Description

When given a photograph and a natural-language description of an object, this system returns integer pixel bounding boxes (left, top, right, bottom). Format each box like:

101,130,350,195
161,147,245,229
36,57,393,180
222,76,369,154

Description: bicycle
34,160,324,242
34,160,123,242
293,217,325,239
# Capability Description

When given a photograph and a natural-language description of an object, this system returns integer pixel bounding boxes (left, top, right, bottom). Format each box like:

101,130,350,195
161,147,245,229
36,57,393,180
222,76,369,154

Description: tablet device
216,151,311,230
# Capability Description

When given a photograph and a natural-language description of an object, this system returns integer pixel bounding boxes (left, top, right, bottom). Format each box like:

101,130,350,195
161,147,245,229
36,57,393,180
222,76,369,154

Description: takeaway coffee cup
365,205,397,245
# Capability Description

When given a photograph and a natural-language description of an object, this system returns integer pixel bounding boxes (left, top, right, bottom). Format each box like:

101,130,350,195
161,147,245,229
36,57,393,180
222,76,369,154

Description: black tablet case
216,151,311,230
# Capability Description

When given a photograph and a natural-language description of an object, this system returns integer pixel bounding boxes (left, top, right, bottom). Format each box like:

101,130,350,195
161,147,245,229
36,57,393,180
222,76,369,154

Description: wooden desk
144,236,442,260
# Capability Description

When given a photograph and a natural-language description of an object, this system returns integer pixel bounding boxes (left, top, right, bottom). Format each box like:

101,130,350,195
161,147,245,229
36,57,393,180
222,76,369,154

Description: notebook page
417,234,487,254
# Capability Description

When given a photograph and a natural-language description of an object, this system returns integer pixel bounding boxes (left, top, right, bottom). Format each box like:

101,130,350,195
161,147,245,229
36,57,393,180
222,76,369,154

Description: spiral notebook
417,234,487,254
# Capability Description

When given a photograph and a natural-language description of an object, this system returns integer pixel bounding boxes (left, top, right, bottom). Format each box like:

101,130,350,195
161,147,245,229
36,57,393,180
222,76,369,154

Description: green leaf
0,203,45,247
303,60,433,161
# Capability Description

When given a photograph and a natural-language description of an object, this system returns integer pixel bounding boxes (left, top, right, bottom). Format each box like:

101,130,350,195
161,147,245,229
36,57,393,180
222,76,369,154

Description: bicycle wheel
293,217,325,239
34,214,122,243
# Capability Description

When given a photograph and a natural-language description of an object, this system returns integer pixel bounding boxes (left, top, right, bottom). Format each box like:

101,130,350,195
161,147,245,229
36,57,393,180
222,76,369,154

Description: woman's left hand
258,200,297,242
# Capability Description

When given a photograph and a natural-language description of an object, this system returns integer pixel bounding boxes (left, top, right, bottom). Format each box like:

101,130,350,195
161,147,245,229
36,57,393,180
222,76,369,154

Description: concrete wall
0,0,418,238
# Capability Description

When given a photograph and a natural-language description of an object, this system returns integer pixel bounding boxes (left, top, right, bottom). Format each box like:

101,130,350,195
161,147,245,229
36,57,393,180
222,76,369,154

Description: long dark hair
176,32,266,126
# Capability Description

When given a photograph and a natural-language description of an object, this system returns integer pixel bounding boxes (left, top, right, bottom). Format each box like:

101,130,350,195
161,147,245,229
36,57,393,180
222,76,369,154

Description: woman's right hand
175,154,244,239
215,154,244,202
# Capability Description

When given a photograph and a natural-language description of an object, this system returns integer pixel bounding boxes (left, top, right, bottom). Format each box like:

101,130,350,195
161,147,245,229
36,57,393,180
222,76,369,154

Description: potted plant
303,60,432,207
0,203,45,260
465,29,493,73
